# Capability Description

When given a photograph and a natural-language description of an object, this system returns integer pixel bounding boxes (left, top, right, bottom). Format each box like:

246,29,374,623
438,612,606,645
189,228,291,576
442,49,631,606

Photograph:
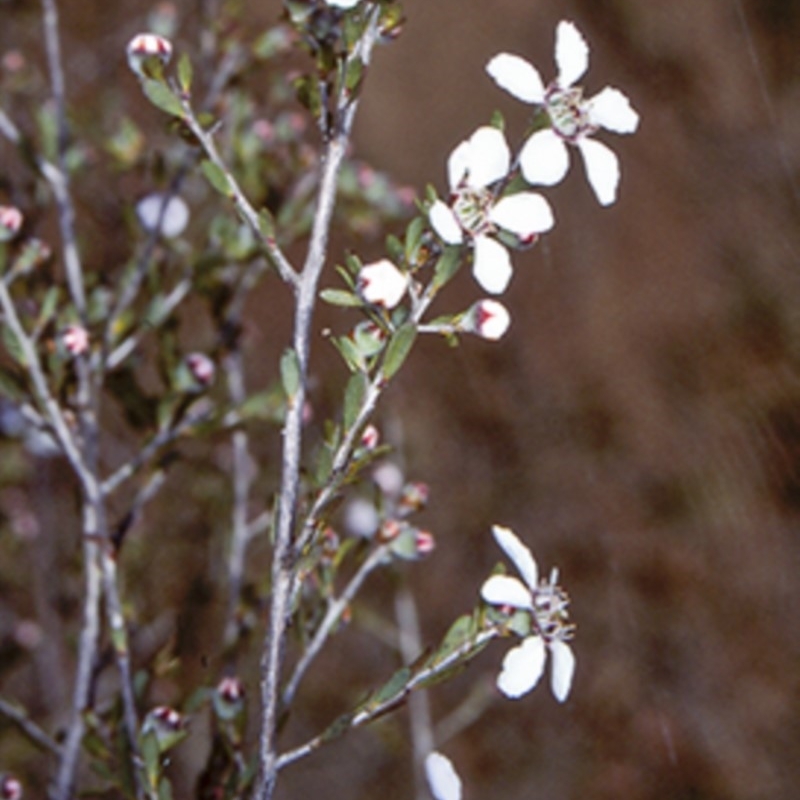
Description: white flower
487,20,639,206
424,752,462,800
429,126,554,295
326,0,361,8
356,259,409,308
481,524,576,702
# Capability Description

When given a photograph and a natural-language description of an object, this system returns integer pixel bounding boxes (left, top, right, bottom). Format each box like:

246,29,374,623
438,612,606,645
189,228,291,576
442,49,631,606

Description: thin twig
180,105,299,289
253,12,383,800
395,585,434,800
40,0,85,315
275,628,497,772
0,696,62,756
282,542,392,708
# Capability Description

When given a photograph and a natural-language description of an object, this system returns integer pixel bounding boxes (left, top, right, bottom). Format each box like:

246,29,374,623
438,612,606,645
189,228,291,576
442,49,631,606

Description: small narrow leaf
432,246,462,291
319,288,363,308
343,372,367,430
404,215,426,263
141,78,185,118
201,160,232,196
177,53,193,94
382,322,417,379
280,348,302,401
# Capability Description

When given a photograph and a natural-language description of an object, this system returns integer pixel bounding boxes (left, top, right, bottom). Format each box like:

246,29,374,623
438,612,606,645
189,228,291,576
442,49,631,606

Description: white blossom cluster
356,20,638,341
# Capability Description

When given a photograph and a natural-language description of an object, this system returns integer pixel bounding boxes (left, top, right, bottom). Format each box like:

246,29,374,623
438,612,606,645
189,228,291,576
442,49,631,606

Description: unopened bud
0,206,23,242
398,481,429,514
378,518,402,542
357,259,409,309
136,193,189,238
0,776,22,800
360,424,380,450
61,325,89,356
185,352,215,387
414,530,436,555
126,33,173,77
464,299,510,341
216,676,244,704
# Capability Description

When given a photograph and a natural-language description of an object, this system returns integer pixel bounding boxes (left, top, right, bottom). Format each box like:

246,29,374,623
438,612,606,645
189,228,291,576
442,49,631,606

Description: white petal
472,235,512,294
486,53,545,104
446,139,471,191
490,192,554,237
429,200,464,245
587,87,640,134
549,640,576,702
326,0,360,7
519,129,570,187
424,752,462,800
480,574,533,609
491,525,539,589
465,127,510,190
497,636,546,698
555,21,589,88
576,137,620,206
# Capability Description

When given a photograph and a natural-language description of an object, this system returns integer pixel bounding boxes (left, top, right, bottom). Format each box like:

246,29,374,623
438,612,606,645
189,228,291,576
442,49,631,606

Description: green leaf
332,335,365,373
141,78,185,118
382,322,417,380
177,53,193,94
258,208,275,241
2,324,26,368
343,371,367,430
319,288,363,308
404,216,426,264
432,245,462,291
280,348,302,401
369,665,411,708
201,160,232,196
37,286,60,328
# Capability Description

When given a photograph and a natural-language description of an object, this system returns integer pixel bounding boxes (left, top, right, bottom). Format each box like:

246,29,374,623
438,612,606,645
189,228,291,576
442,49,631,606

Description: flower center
451,186,495,238
533,576,574,641
545,85,594,142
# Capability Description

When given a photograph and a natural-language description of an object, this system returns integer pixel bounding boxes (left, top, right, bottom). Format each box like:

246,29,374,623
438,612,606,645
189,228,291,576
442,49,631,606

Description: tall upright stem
253,12,381,799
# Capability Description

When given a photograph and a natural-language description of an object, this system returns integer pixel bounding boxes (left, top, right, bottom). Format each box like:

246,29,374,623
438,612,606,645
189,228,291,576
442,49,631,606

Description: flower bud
126,33,173,78
216,676,244,703
357,259,409,309
136,193,189,238
142,705,186,752
0,206,23,242
343,497,379,539
414,530,436,555
359,424,380,451
398,481,429,515
185,352,215,387
464,299,510,341
61,325,89,357
0,775,22,800
372,461,404,498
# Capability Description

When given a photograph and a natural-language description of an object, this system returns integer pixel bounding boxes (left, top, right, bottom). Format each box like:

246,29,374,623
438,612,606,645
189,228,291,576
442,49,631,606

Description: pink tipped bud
378,518,402,542
0,206,23,242
61,325,89,356
185,352,215,387
152,705,183,730
357,259,409,309
217,676,244,703
399,481,429,514
126,33,173,77
0,776,22,800
360,424,380,450
414,530,436,555
465,299,510,341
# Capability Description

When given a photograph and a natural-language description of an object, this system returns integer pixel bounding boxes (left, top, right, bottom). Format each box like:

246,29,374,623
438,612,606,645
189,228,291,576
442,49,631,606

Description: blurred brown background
2,0,800,798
